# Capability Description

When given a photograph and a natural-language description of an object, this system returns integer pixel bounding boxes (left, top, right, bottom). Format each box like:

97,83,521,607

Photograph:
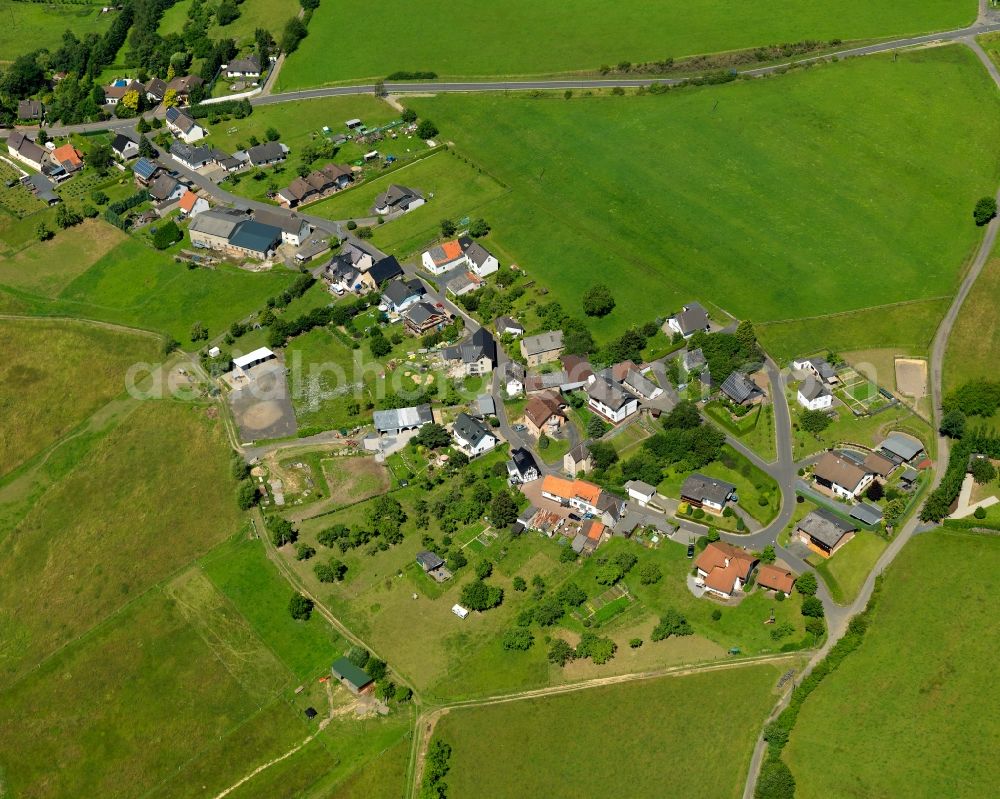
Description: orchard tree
288,593,313,620
582,284,616,317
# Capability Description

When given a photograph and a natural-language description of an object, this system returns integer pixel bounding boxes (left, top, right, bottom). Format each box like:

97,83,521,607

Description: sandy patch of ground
895,357,928,398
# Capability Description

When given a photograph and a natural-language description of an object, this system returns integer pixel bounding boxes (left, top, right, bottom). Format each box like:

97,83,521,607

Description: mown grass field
785,530,1000,798
0,1,114,62
0,401,241,686
432,663,783,799
810,530,886,604
309,149,509,256
158,0,296,46
0,318,161,479
403,49,1000,340
278,0,974,87
944,244,1000,393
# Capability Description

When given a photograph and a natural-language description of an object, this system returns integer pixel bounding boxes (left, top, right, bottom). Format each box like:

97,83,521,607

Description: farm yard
431,662,787,799
407,48,1000,340
277,0,974,87
784,531,1000,798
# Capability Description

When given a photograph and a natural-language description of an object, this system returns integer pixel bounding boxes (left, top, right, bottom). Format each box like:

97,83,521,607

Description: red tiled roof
756,564,795,594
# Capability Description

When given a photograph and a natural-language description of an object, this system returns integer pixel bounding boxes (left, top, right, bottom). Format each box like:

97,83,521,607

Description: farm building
232,347,276,376
331,657,373,694
373,404,433,436
795,509,857,558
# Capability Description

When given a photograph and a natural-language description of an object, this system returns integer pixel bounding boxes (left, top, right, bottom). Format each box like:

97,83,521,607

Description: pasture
0,1,114,62
158,0,297,45
308,149,509,256
0,318,161,479
432,662,784,799
810,530,887,604
277,0,974,87
944,245,1000,393
785,530,1000,798
0,401,241,687
404,48,999,340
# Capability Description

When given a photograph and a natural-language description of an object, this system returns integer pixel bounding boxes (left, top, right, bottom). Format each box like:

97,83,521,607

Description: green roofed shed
331,656,373,694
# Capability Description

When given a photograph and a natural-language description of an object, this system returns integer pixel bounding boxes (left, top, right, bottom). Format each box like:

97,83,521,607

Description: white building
452,413,498,457
232,347,275,376
624,480,657,507
797,379,833,411
587,375,639,424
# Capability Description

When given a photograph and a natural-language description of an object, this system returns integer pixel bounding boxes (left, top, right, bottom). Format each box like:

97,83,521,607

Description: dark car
568,513,581,522
686,542,695,559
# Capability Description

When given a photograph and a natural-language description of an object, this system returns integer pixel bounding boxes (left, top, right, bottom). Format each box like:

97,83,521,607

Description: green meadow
785,530,1000,798
0,1,113,62
433,663,783,799
278,0,974,87
944,243,1000,392
158,0,297,46
403,48,1000,340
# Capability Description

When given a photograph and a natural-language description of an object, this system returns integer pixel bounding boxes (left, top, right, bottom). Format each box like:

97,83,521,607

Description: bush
152,220,181,250
801,595,825,618
512,576,527,591
638,563,662,585
416,119,439,139
288,593,313,620
582,284,615,317
974,195,997,226
651,609,693,641
755,758,795,799
502,628,534,651
711,608,722,621
295,543,316,560
629,638,643,648
974,506,987,520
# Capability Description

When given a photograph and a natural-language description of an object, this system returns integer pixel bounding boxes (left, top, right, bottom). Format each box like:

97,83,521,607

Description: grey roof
324,253,361,284
25,173,58,203
190,207,250,238
295,236,330,260
809,358,837,381
18,99,42,118
416,550,445,571
673,302,710,335
446,271,481,295
226,54,261,73
721,371,762,404
404,302,444,327
521,330,564,357
247,141,286,165
165,106,198,133
587,375,636,412
502,361,526,383
382,277,424,307
464,241,494,268
680,473,736,506
367,255,404,285
8,131,46,164
508,447,537,477
595,490,625,522
375,183,422,209
900,466,919,483
476,394,496,416
453,412,494,448
623,369,658,398
624,479,656,497
372,404,433,433
443,328,497,367
879,433,924,462
111,133,137,154
145,77,167,98
682,348,706,371
798,379,831,401
495,316,524,334
850,503,883,526
798,508,857,547
567,442,590,463
252,207,307,235
170,141,214,166
229,220,282,254
132,158,158,180
148,173,181,201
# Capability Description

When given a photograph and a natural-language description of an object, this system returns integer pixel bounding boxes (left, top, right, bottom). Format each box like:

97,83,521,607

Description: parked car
512,423,527,432
568,513,581,522
686,542,695,559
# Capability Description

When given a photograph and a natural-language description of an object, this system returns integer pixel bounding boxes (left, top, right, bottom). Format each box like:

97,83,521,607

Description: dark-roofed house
452,412,498,457
228,220,282,260
863,451,897,479
374,183,424,215
148,173,184,203
445,270,482,297
373,404,433,436
111,133,139,161
359,255,404,292
587,374,639,424
246,141,287,167
165,106,206,144
507,447,540,484
17,99,42,121
463,241,499,277
166,74,204,104
564,443,592,477
145,77,167,103
681,473,736,513
475,394,496,418
252,207,310,246
331,657,373,694
224,54,262,78
667,302,710,338
523,391,566,437
25,173,59,205
695,541,758,599
169,141,215,170
520,331,564,367
796,378,832,411
6,131,46,171
188,207,251,250
623,369,662,400
721,371,764,406
878,433,925,465
403,301,448,335
812,451,873,499
795,509,857,558
495,316,524,337
441,328,497,376
502,361,526,397
682,348,706,373
381,278,425,314
132,157,159,185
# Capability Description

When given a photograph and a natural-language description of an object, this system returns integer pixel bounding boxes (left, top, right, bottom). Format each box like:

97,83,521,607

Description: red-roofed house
756,564,795,595
177,189,209,217
694,541,758,600
50,143,84,174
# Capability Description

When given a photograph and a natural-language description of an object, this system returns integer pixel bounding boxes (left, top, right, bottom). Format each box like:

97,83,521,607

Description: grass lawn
790,400,931,460
810,531,887,604
785,530,1000,798
705,401,777,462
278,0,974,87
944,244,1000,393
46,235,294,346
0,0,114,61
402,49,999,341
0,401,241,687
432,662,783,799
0,318,161,479
158,0,296,46
308,149,509,256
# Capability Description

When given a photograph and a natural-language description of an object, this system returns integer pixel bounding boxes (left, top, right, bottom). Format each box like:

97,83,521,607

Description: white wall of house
797,389,833,411
506,378,524,397
588,396,638,424
470,254,499,277
455,433,497,457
